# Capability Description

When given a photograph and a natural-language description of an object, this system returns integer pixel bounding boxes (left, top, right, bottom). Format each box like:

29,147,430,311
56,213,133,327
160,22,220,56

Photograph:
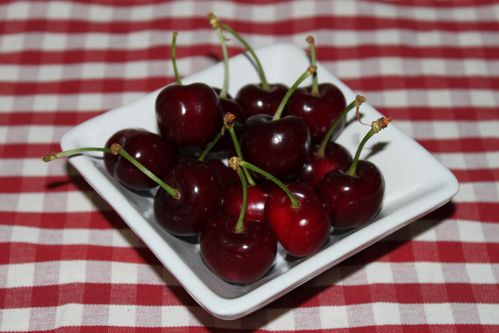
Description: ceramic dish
60,43,459,320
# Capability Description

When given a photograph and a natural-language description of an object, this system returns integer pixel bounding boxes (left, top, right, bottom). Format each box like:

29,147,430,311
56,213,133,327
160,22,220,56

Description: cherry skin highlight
265,182,330,257
315,160,385,230
104,128,177,192
200,215,277,284
154,159,223,237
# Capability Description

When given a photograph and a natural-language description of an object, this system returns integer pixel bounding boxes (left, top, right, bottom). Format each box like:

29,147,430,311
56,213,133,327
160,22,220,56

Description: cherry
200,215,276,284
154,159,223,237
219,19,288,120
286,36,347,144
102,128,177,192
236,83,288,121
200,160,276,284
43,140,180,200
287,83,346,143
235,158,330,257
300,142,352,188
316,117,391,230
240,67,314,180
205,158,239,191
155,32,221,147
299,95,365,187
265,182,330,257
44,137,223,238
241,114,310,180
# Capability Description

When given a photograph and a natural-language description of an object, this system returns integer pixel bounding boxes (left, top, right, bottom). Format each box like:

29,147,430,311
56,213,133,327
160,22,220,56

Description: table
1,0,498,331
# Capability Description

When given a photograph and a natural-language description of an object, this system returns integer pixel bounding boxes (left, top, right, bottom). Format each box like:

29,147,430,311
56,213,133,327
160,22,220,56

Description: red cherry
155,83,222,147
300,142,352,188
241,114,311,180
315,117,391,230
265,182,330,257
200,215,277,284
154,159,223,237
286,83,346,144
316,160,384,230
104,128,177,192
218,19,288,122
240,67,317,180
205,159,239,190
155,32,222,148
235,83,288,121
286,36,346,144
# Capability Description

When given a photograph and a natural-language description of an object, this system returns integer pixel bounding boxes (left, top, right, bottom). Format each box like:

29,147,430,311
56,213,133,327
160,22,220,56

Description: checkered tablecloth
1,0,498,331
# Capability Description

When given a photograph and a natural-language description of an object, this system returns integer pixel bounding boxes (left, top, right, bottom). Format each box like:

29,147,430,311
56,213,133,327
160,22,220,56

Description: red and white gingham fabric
1,0,498,331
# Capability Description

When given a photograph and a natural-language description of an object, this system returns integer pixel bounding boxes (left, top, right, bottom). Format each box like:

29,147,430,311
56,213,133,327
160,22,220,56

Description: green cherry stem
225,113,256,186
171,31,182,85
42,147,110,161
347,117,391,177
306,36,320,96
42,145,180,199
317,95,366,157
221,22,269,90
233,166,248,234
208,13,229,99
198,130,224,162
229,157,300,209
272,66,316,121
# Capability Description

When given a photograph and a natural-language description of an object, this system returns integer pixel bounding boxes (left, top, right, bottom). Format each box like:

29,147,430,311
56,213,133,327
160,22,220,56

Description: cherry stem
234,167,248,234
209,13,229,99
225,113,256,186
229,157,300,209
347,117,391,177
42,145,180,199
272,66,316,121
317,95,366,157
198,130,223,162
221,22,269,90
43,147,110,161
171,32,182,85
306,36,320,96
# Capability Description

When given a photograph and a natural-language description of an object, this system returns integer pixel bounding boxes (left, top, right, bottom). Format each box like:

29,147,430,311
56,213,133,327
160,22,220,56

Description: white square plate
61,43,459,320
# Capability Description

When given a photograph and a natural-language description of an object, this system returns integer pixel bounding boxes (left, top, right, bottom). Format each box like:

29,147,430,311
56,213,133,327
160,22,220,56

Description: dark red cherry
205,159,239,190
223,183,275,223
240,114,311,180
300,142,352,188
154,159,223,237
155,83,221,147
235,83,288,121
286,83,346,144
200,215,277,284
104,128,177,192
316,160,384,230
265,182,330,257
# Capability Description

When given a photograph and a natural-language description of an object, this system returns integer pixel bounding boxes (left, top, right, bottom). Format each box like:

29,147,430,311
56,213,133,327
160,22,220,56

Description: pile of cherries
45,14,390,285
